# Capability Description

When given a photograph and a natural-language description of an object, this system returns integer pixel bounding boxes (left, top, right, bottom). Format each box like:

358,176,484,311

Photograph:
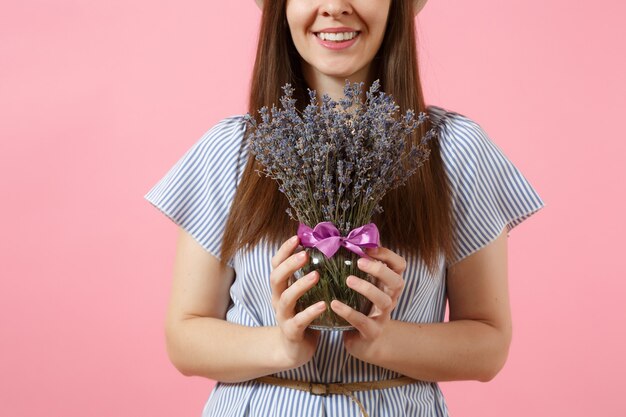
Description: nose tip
320,2,353,17
322,10,350,17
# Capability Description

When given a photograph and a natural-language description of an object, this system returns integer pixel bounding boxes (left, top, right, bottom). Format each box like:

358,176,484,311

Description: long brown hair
222,0,453,270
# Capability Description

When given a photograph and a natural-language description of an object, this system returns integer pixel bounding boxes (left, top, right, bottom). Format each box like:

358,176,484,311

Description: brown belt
254,375,417,417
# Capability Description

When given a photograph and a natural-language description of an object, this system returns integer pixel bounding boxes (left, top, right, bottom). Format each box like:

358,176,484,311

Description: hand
270,235,326,369
329,246,407,360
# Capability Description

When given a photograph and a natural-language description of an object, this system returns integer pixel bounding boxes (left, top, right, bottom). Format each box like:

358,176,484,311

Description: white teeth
316,31,358,42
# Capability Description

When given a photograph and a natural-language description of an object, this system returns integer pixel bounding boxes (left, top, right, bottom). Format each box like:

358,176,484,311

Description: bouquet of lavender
245,80,435,330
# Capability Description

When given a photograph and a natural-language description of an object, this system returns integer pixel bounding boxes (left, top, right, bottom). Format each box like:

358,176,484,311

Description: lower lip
314,33,359,50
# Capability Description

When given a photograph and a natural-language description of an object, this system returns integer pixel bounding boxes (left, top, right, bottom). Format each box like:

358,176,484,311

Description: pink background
1,1,624,416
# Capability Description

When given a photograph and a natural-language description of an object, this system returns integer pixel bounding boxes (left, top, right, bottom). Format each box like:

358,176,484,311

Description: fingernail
316,301,326,310
290,235,298,243
358,258,370,268
307,272,318,281
297,251,307,260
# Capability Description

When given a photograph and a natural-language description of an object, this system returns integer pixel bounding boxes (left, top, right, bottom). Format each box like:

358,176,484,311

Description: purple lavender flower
245,80,435,234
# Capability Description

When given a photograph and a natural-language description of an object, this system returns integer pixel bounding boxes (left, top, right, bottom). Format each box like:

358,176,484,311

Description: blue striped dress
144,105,544,417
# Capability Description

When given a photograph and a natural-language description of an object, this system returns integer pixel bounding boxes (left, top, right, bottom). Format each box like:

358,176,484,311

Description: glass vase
289,246,375,331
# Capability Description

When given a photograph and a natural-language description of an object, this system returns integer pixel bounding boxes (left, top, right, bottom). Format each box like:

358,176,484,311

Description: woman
144,0,544,416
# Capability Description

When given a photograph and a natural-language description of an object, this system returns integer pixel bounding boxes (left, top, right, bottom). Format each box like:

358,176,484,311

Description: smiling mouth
314,31,360,42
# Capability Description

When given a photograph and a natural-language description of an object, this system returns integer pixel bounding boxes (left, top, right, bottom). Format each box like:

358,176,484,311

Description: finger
357,257,404,295
330,300,377,339
345,275,393,313
270,250,308,306
271,235,300,269
364,247,407,275
284,301,326,337
276,271,319,321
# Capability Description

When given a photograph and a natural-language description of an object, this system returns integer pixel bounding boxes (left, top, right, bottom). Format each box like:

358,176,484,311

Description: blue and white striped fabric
144,106,544,417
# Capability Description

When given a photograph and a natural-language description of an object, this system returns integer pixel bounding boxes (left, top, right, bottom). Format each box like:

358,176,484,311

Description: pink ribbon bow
297,222,380,258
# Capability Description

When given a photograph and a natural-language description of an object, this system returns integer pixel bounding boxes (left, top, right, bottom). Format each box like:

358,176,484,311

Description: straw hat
254,0,428,15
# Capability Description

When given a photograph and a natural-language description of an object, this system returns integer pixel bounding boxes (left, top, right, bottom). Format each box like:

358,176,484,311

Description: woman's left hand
330,246,407,360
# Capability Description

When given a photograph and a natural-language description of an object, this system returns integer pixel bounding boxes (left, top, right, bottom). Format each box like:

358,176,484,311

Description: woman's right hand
270,235,326,370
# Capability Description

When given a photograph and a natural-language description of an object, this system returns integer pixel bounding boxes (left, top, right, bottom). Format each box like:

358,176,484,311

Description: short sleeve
429,106,545,265
143,116,246,266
